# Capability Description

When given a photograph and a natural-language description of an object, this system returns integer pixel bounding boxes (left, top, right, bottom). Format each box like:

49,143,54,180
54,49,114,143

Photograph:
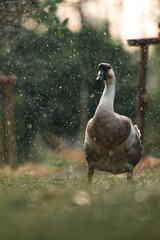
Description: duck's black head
96,63,112,82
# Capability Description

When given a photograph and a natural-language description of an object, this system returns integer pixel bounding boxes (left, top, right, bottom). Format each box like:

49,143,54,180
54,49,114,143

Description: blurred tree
144,45,160,157
0,0,140,163
0,0,68,162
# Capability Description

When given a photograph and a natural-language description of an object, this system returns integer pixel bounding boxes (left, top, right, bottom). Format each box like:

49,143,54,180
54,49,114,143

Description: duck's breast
86,114,131,148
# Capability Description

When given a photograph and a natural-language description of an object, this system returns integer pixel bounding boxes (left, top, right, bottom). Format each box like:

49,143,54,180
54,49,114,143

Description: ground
0,148,160,240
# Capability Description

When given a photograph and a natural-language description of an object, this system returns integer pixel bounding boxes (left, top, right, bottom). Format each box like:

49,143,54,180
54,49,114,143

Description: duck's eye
108,65,111,69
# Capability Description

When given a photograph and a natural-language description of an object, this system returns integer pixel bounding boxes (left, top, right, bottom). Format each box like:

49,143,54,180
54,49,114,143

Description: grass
1,152,160,240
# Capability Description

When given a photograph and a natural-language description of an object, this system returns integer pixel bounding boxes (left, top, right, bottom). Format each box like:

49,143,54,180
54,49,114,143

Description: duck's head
96,63,114,82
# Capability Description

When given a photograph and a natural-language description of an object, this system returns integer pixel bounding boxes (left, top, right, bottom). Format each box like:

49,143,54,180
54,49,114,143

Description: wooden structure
127,24,160,143
0,73,17,167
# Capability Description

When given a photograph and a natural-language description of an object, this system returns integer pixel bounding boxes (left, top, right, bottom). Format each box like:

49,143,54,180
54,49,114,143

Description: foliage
0,0,68,161
144,45,160,157
0,0,155,163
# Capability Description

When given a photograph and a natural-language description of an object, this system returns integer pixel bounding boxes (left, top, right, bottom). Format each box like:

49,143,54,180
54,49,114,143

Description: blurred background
0,0,160,167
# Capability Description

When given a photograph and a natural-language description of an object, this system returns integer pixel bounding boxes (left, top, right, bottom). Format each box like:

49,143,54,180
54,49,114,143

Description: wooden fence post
127,24,160,143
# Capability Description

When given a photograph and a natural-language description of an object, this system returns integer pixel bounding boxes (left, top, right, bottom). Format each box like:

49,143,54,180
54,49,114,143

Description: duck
84,63,141,183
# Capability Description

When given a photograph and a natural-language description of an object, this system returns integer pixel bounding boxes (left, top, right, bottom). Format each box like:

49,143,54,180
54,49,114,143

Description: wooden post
136,44,148,142
0,73,17,167
127,27,160,143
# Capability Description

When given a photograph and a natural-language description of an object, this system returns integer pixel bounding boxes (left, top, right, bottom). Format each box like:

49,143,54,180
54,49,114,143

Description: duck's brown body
84,63,141,182
85,115,141,174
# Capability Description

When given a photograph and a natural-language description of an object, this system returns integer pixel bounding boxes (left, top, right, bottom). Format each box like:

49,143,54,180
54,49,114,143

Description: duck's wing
120,115,141,142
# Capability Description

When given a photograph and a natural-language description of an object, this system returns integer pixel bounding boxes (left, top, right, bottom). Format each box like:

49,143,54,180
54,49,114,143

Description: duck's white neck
95,79,116,116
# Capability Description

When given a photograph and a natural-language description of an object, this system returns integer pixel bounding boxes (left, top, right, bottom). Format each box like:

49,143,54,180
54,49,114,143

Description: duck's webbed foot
88,167,94,184
127,172,133,180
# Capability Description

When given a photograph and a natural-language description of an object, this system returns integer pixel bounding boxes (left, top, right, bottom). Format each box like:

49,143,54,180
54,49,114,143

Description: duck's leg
88,167,94,183
127,172,133,180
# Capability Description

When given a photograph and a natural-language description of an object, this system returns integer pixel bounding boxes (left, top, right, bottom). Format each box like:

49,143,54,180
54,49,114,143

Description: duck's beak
96,70,105,82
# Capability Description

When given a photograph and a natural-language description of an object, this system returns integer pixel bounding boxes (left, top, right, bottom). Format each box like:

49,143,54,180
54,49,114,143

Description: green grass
1,165,160,240
41,151,75,170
